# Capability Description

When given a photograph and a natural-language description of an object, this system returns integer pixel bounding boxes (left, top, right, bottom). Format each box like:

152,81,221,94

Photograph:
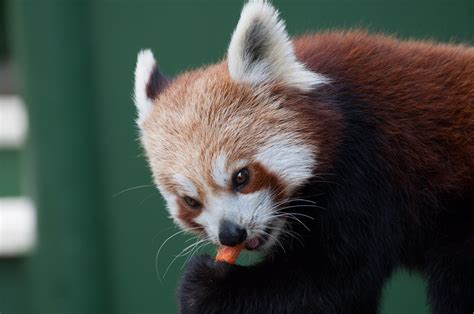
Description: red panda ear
134,49,168,126
227,0,327,91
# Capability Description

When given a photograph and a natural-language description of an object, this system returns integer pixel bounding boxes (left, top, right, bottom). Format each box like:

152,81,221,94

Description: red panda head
134,0,327,252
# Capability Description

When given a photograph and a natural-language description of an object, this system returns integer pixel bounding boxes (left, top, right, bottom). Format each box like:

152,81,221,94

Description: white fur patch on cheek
236,190,274,228
212,154,250,189
161,192,198,231
194,210,221,241
158,191,176,214
256,135,316,191
160,192,180,222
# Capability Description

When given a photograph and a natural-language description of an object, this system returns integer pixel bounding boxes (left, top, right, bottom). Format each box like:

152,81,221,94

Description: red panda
133,1,473,313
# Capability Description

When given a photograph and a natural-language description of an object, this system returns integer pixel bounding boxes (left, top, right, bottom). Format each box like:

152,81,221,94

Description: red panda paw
178,255,239,312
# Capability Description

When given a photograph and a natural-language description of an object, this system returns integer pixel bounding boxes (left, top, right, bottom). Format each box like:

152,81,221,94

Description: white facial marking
212,153,229,188
227,0,328,91
134,49,156,125
173,174,199,198
160,191,181,224
212,154,251,189
162,190,204,232
256,134,315,191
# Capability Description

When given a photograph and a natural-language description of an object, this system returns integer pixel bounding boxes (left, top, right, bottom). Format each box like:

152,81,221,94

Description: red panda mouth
245,237,261,250
245,224,275,250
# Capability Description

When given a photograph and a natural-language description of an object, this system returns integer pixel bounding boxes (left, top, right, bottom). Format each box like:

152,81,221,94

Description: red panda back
294,31,474,195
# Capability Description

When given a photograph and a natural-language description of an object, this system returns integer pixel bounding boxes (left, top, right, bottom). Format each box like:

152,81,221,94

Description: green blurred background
0,0,472,313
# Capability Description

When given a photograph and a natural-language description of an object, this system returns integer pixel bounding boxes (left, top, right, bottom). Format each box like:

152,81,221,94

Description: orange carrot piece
215,243,245,264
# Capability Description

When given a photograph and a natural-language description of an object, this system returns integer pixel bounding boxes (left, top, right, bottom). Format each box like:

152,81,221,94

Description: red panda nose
218,220,247,247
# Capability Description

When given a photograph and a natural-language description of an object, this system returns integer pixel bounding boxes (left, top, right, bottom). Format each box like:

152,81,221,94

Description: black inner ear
244,19,270,64
146,65,168,100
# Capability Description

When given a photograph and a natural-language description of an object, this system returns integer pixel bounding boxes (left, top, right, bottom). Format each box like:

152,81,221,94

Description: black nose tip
218,220,247,247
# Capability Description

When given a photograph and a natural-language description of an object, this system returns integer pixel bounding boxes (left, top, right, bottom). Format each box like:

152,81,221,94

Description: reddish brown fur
176,199,204,231
238,162,285,200
293,31,474,200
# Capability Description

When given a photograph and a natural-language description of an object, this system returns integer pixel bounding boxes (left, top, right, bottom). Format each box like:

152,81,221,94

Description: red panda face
139,66,317,251
134,0,327,252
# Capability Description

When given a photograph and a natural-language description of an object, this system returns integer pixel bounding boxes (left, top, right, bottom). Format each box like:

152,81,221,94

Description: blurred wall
3,0,473,313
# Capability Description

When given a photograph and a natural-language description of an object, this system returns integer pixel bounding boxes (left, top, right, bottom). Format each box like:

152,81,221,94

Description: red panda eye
233,167,250,191
183,196,201,209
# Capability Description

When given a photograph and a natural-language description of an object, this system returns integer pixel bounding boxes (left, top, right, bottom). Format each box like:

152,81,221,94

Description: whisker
139,193,160,207
261,212,312,231
277,204,326,212
152,226,179,243
177,236,207,257
256,210,316,222
274,198,318,206
250,192,273,225
260,229,286,255
284,215,311,231
155,227,201,283
182,238,211,268
112,184,153,198
163,237,207,279
265,225,304,247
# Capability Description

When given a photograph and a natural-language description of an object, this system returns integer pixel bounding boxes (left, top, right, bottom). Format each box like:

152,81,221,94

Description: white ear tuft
227,0,327,91
134,49,157,125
